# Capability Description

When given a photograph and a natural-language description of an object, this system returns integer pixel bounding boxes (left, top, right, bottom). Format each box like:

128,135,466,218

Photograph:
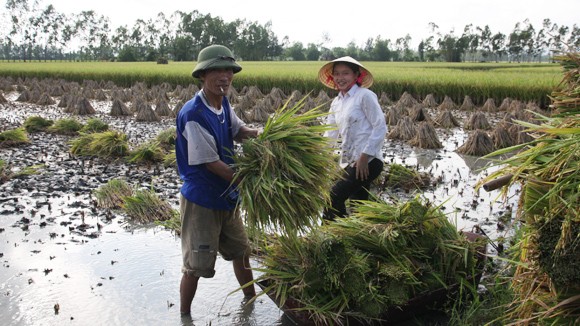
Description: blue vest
175,93,238,210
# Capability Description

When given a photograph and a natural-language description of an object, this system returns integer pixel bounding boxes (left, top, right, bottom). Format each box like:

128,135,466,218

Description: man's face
201,68,234,97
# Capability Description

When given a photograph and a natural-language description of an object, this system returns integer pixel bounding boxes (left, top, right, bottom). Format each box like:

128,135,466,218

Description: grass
121,188,178,223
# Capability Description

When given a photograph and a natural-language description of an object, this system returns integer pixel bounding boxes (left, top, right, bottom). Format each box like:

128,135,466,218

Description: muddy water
0,89,518,326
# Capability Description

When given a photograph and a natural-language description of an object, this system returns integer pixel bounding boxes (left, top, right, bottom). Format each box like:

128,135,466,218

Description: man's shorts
180,195,251,278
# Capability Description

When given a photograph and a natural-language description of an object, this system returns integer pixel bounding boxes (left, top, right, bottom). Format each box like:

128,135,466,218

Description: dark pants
323,159,384,220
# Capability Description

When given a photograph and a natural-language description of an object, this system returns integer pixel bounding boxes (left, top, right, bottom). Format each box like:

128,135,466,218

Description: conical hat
318,56,374,89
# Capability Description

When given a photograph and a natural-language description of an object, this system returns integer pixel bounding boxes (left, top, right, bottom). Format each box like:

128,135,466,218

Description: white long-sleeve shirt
324,84,387,168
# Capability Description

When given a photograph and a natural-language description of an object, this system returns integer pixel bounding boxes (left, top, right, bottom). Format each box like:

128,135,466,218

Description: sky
39,0,579,49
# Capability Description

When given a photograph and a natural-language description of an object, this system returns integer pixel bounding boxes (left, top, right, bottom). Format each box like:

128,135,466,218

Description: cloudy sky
42,0,578,48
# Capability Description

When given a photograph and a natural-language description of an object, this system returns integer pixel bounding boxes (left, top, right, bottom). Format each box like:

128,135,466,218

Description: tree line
1,0,579,63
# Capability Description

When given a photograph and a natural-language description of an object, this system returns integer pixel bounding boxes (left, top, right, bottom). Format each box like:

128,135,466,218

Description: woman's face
332,63,358,93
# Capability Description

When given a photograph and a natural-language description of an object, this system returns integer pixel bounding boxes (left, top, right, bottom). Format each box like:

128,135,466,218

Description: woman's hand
354,154,370,180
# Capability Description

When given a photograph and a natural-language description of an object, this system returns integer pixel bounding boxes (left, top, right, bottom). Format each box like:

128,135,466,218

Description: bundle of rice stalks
387,116,415,141
456,130,494,156
0,92,7,104
36,93,55,105
481,98,497,112
135,103,160,122
269,87,287,100
245,86,264,101
459,95,476,111
397,91,418,108
234,97,340,236
434,110,460,128
94,88,108,101
69,130,129,159
490,122,515,149
16,89,31,102
508,124,534,144
498,97,512,111
408,121,442,149
47,118,83,135
409,104,432,122
163,150,176,168
422,94,439,108
508,100,527,114
254,197,479,325
0,128,29,148
173,100,185,116
93,178,134,208
80,118,109,133
23,116,53,133
314,89,331,105
121,188,177,223
464,112,491,130
251,100,271,123
49,85,64,97
71,97,96,115
110,98,132,116
154,99,174,117
379,92,393,106
263,94,284,113
57,93,73,108
385,105,408,126
437,95,458,110
127,140,165,164
155,127,176,151
480,54,580,324
235,95,256,112
378,163,431,192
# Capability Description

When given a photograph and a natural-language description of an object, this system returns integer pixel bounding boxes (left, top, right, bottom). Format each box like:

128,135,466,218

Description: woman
318,56,387,220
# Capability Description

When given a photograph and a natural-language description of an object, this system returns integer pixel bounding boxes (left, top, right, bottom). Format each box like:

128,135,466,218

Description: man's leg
233,254,256,297
180,273,199,315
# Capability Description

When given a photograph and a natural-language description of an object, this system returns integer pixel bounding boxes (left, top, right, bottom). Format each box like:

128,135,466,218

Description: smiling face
332,62,359,94
200,68,234,97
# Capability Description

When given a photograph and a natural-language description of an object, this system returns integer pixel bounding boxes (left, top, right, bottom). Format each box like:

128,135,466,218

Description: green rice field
0,61,563,108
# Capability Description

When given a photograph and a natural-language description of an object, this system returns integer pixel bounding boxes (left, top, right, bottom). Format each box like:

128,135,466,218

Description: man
175,44,258,316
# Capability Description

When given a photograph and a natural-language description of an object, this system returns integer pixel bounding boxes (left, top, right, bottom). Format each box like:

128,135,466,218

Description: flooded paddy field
0,81,520,326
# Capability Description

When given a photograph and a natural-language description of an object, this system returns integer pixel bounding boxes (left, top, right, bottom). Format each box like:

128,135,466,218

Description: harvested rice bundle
154,99,174,117
234,98,340,236
95,89,108,101
173,100,185,116
437,95,458,110
456,130,494,156
263,94,284,113
255,197,479,325
16,89,31,102
408,121,442,149
246,85,264,100
28,88,42,103
459,95,476,111
379,163,431,192
508,100,527,114
498,97,512,111
0,92,7,104
409,104,432,122
434,109,460,128
250,99,271,123
379,92,393,106
491,122,515,149
36,93,55,105
49,85,64,97
481,98,497,112
135,103,160,122
464,112,491,130
387,116,415,140
110,98,132,116
236,94,256,112
71,97,96,115
397,91,418,108
269,87,287,100
509,124,534,144
422,93,438,108
385,105,408,126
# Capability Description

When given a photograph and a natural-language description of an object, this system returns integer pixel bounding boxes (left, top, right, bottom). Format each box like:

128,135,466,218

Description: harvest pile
254,197,482,325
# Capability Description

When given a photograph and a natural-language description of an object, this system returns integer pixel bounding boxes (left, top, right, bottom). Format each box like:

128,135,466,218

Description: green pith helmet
192,45,242,79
